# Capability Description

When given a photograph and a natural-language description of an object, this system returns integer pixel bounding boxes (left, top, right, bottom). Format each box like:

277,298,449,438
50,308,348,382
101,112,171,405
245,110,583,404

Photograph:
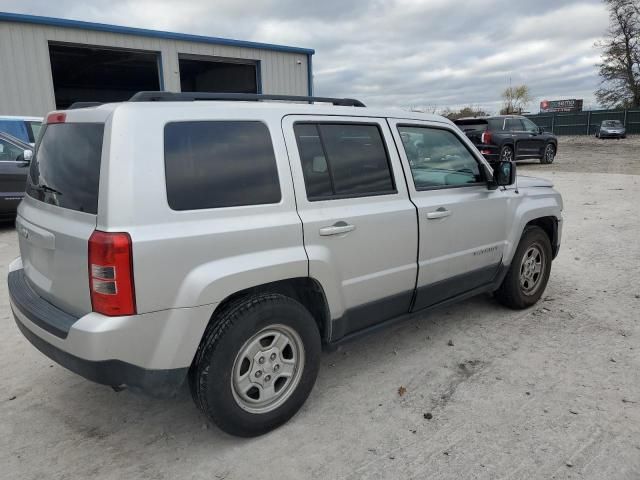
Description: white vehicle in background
8,92,563,437
0,115,43,146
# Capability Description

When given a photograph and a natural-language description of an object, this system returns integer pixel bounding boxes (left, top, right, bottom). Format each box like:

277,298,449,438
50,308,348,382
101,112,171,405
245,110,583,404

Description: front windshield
602,120,622,127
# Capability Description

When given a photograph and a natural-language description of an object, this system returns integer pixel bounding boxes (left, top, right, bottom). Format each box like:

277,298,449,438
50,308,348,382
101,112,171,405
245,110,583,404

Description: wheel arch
526,216,559,258
210,277,332,343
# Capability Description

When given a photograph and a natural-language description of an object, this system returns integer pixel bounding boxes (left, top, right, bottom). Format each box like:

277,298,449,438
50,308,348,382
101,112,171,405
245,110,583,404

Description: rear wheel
495,226,552,309
189,293,321,437
499,145,514,162
540,143,555,164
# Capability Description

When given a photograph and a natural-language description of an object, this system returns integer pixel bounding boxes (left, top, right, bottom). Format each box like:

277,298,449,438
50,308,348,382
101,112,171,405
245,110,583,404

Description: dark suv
454,115,557,165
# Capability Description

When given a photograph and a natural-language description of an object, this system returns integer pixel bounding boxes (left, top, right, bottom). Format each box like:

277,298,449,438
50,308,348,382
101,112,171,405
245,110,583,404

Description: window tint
488,118,505,131
27,121,43,143
164,121,280,210
294,123,395,200
521,118,539,132
505,118,524,131
26,123,104,214
398,126,483,189
0,139,24,161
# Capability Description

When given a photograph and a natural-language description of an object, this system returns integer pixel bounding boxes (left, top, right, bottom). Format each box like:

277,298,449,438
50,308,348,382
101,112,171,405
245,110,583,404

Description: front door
521,117,546,157
389,119,509,311
282,116,418,341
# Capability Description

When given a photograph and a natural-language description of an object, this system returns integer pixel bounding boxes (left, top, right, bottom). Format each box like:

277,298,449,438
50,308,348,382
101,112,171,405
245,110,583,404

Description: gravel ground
517,134,640,175
1,137,639,479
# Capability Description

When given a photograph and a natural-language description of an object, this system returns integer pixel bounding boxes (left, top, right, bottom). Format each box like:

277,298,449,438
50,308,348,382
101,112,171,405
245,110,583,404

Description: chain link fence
525,109,640,135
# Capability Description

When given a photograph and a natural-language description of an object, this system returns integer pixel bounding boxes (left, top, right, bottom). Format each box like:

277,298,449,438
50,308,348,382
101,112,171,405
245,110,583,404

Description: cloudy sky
4,0,610,113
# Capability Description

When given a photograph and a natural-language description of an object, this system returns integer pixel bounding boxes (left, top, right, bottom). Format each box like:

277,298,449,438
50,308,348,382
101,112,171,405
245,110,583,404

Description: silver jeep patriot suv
8,92,563,437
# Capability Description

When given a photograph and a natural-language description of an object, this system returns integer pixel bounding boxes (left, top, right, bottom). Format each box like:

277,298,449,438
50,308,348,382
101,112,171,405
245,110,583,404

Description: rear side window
505,118,524,131
293,123,395,200
27,123,104,214
164,121,281,210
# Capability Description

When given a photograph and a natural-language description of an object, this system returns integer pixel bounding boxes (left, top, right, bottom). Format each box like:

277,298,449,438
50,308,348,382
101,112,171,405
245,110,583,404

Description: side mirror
23,149,33,162
492,160,516,187
538,126,545,134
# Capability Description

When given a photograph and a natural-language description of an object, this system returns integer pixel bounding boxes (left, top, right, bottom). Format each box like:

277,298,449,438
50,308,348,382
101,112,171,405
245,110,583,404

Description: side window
397,126,484,189
521,118,539,133
164,121,281,210
505,118,524,131
293,123,395,200
0,140,24,161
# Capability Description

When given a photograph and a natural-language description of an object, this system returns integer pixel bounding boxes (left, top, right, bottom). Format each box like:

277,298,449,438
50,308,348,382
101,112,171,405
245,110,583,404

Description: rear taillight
88,231,136,316
481,130,492,144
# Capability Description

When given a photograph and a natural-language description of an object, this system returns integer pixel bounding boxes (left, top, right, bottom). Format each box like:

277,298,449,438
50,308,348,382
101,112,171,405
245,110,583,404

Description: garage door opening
48,43,161,109
179,56,258,94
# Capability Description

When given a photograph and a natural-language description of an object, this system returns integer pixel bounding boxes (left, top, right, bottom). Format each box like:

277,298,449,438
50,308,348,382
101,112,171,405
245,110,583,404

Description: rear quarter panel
99,104,307,314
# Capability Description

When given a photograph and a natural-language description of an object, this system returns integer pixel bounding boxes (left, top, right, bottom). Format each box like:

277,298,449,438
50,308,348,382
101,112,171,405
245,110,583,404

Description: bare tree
595,0,640,108
500,85,532,115
441,105,489,120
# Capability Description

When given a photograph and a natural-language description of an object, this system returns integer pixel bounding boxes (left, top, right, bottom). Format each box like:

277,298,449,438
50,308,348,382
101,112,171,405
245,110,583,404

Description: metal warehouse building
0,12,314,116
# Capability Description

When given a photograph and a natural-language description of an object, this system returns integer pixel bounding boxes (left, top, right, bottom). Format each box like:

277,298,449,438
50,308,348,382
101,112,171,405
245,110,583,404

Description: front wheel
540,143,555,164
189,293,321,437
495,226,552,309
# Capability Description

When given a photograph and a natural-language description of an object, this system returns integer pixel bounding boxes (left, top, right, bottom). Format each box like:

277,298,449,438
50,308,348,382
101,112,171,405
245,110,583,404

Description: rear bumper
8,261,214,396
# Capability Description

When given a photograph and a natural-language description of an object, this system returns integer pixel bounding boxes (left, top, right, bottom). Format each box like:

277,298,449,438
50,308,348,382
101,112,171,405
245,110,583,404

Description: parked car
8,92,563,437
0,116,43,146
596,120,626,139
454,115,558,164
0,131,32,219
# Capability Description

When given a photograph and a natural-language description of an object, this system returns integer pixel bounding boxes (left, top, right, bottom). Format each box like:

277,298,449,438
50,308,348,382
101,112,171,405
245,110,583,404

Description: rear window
454,119,504,131
26,123,104,214
164,121,281,210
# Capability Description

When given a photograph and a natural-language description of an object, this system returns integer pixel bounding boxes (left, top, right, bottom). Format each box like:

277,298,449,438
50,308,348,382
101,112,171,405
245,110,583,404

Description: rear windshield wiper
33,184,63,196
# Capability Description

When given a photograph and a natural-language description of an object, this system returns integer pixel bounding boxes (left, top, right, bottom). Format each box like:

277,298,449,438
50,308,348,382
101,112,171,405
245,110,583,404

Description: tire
495,226,552,309
540,143,555,164
189,293,321,437
499,145,514,162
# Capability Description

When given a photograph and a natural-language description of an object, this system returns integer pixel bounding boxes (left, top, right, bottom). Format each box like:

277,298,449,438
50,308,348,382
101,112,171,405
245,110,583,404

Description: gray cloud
3,0,609,112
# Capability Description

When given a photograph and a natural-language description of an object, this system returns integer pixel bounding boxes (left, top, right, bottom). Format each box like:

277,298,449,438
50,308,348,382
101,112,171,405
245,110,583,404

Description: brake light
481,130,492,144
46,112,66,124
88,231,136,316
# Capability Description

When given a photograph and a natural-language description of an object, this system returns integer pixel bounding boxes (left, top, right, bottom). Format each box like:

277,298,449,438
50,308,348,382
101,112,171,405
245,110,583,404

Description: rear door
504,118,530,157
283,115,418,340
389,119,508,311
17,120,104,317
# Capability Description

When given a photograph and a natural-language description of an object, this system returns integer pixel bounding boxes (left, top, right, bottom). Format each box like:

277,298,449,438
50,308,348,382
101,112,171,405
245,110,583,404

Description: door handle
426,208,451,220
319,221,355,236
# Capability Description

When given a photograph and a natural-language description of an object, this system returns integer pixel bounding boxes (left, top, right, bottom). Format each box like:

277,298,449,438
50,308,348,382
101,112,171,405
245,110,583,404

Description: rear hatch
17,117,105,317
454,118,491,143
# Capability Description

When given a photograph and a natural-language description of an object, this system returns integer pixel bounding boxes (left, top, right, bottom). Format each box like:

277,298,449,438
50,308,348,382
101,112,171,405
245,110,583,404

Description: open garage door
48,43,161,109
179,55,258,94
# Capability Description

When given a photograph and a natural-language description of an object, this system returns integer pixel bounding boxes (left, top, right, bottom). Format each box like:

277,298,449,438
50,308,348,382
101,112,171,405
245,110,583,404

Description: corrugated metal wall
526,109,640,135
0,21,310,116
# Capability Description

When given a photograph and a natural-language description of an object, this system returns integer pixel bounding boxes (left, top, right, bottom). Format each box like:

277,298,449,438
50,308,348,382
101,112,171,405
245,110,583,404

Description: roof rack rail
128,91,366,107
68,102,103,109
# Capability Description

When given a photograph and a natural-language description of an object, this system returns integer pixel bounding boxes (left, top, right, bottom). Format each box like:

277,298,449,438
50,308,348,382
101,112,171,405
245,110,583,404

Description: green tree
500,85,532,115
595,0,640,108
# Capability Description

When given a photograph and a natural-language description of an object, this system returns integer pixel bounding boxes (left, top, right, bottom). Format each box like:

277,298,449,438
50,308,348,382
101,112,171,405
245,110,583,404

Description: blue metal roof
0,11,315,55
